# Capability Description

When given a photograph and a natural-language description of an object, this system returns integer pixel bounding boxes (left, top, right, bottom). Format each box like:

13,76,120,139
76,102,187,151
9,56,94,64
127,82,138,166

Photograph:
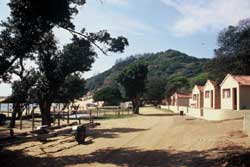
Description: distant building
204,80,220,109
170,92,192,107
220,74,250,110
191,85,204,108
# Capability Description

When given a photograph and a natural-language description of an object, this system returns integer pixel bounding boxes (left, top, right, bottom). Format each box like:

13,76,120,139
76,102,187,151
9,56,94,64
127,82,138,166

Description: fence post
58,112,60,127
67,105,70,124
32,109,35,131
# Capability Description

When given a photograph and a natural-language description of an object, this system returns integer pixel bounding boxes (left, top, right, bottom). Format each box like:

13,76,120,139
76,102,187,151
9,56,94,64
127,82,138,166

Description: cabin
220,74,250,110
170,92,192,107
203,80,220,109
191,85,204,108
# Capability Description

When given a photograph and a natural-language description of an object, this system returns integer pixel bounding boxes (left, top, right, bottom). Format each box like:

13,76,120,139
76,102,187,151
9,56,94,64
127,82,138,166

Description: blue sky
1,0,250,95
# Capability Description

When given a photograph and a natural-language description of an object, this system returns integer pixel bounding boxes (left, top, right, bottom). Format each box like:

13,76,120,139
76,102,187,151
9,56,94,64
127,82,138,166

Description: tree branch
59,26,109,56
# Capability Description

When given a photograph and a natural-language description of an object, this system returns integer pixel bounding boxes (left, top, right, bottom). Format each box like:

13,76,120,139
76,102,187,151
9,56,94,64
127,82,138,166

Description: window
223,89,231,98
205,91,210,98
193,94,197,100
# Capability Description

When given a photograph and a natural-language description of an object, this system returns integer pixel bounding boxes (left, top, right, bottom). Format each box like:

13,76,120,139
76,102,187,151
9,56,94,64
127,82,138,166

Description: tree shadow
1,145,250,167
89,128,148,139
139,113,179,117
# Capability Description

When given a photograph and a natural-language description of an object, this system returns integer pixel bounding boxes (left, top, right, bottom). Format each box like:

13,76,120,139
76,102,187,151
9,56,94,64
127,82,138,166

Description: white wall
204,81,214,109
192,86,203,108
161,105,250,121
220,75,239,110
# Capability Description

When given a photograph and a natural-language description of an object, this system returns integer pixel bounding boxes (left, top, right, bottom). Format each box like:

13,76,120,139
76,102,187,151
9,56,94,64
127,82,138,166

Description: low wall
160,105,250,121
243,113,250,136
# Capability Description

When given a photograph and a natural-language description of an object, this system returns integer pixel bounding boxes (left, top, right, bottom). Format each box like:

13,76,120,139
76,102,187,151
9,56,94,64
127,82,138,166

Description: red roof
232,75,250,86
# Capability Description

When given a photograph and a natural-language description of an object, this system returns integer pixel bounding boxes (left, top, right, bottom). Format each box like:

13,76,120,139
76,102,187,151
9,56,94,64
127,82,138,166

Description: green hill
86,49,211,91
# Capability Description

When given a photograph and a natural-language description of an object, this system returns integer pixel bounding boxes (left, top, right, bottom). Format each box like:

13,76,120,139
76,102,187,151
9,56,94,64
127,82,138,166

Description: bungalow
203,80,220,109
171,92,192,107
220,74,250,110
191,85,204,108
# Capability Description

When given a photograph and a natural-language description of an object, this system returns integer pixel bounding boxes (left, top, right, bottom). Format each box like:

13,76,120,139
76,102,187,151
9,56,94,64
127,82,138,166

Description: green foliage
55,74,86,103
93,86,122,106
144,77,166,103
211,18,250,82
0,0,87,80
117,62,148,114
9,70,38,103
86,50,210,92
34,29,128,125
165,75,190,97
1,0,129,126
117,62,148,99
190,72,211,87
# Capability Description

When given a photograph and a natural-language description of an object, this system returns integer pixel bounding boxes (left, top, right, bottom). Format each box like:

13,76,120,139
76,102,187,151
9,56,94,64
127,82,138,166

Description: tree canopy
144,77,166,105
117,62,148,114
93,86,122,106
1,0,129,126
211,18,250,82
165,75,189,98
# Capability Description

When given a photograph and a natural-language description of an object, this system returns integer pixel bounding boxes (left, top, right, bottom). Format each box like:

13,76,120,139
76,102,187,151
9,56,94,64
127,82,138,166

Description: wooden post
67,109,70,124
20,112,23,130
26,106,28,116
78,117,81,125
58,112,60,127
89,109,93,125
32,108,35,131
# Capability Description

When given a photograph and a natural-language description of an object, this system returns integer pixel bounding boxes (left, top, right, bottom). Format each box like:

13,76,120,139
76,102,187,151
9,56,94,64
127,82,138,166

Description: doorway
232,88,237,110
211,90,214,108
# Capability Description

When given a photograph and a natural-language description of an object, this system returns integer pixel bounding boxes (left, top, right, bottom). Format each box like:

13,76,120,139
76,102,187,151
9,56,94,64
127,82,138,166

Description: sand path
1,107,250,167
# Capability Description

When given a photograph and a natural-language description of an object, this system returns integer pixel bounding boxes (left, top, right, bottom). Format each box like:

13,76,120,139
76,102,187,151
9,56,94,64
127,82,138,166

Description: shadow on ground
1,145,250,167
139,113,179,117
90,127,148,139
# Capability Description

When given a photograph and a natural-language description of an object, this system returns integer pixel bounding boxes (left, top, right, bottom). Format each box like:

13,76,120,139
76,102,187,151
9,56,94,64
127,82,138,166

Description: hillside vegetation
86,49,211,92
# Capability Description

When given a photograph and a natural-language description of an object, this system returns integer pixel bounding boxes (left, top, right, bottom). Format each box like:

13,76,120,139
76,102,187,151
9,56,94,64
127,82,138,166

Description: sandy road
2,107,250,167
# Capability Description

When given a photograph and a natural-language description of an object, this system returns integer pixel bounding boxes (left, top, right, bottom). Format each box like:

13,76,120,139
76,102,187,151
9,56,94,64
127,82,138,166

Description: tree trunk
39,100,52,126
10,103,21,128
132,96,140,114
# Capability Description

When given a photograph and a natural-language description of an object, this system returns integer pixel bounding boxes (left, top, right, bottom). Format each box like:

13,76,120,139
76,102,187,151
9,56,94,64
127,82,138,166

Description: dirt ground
1,107,250,167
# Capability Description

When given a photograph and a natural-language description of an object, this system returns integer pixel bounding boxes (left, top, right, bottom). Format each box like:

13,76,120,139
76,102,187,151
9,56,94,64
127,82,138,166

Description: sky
1,0,250,95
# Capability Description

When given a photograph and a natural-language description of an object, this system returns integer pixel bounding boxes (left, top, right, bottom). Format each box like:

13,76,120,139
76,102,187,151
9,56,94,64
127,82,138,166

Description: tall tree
93,86,122,106
0,0,86,80
211,18,250,82
35,31,127,126
144,77,166,106
9,70,38,128
117,62,148,114
1,0,129,126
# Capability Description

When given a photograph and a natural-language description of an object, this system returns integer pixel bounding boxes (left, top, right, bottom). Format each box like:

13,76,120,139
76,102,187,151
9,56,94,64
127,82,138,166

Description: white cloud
102,0,128,6
74,4,156,37
161,0,250,36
